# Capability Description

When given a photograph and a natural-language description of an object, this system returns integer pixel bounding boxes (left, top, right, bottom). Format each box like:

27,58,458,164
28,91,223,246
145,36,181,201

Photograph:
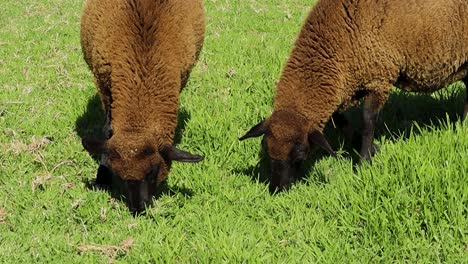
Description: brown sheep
241,0,468,192
80,0,205,214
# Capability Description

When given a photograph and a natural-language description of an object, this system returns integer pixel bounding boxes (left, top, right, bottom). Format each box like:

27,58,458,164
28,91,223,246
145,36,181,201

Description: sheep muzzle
123,180,152,215
269,159,298,193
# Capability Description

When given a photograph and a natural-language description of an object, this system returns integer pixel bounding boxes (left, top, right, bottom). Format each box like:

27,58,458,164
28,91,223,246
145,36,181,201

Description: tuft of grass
0,0,467,262
78,237,134,259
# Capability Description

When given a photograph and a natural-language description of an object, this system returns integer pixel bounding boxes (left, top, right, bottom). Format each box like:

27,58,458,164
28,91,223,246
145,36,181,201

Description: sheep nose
129,201,146,215
269,159,295,193
124,180,150,215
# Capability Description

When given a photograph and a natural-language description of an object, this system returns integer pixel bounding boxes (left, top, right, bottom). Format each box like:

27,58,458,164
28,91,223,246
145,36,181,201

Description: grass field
0,0,467,262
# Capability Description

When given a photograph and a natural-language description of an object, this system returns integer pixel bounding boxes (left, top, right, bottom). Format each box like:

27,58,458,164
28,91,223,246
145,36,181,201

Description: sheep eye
142,146,155,156
136,146,156,160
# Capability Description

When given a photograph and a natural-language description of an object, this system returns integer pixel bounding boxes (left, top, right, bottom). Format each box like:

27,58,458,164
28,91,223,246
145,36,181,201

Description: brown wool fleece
80,0,204,181
266,0,468,158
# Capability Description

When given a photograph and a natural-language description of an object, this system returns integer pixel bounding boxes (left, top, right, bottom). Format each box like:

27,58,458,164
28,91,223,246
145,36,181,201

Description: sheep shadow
238,85,466,190
76,93,194,204
75,93,106,143
355,86,466,144
84,178,194,214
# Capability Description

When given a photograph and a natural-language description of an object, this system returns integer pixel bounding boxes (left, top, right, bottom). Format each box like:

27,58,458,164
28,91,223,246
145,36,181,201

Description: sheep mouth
94,164,154,215
123,179,153,215
269,159,301,193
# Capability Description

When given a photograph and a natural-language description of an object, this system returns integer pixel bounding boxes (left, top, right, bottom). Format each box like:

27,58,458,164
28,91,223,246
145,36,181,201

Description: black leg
103,106,112,139
360,92,388,162
102,93,113,139
463,78,467,121
96,72,113,139
332,112,363,150
331,112,354,141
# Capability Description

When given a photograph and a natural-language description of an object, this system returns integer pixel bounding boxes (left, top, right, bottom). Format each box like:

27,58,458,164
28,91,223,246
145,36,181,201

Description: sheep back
274,0,468,130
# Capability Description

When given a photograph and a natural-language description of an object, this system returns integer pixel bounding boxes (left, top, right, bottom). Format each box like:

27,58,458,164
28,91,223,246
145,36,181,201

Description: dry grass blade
30,155,75,192
72,199,82,210
78,237,134,258
6,136,52,155
100,207,107,222
31,173,52,192
28,136,53,152
0,208,6,224
128,223,138,229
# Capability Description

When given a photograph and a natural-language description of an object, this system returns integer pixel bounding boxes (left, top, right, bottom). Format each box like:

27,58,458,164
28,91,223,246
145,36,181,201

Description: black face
96,164,159,215
262,139,309,193
240,118,336,192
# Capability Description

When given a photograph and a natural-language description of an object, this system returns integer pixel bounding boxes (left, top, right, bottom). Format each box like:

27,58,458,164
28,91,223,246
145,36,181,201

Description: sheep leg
360,91,388,162
463,78,468,121
99,88,112,139
332,112,371,151
331,112,353,141
103,104,112,139
95,66,113,139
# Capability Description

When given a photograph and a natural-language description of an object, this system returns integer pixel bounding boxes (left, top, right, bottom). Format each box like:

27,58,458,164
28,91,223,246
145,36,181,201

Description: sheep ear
308,130,336,157
239,120,268,141
82,137,107,154
161,144,204,162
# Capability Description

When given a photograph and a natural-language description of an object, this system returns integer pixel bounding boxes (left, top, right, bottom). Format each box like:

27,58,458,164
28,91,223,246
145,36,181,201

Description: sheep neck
272,0,358,132
109,60,180,145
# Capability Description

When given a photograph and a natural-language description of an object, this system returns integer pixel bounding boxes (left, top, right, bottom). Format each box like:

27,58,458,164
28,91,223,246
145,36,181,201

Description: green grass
0,0,467,262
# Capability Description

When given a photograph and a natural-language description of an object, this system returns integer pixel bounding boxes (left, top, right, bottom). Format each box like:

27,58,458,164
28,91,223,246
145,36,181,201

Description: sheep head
82,133,203,215
240,109,335,192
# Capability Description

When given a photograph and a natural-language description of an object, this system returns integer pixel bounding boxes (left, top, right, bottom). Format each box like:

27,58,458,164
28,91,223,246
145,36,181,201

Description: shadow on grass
75,93,195,214
83,178,194,217
238,85,466,190
83,178,194,199
75,93,106,143
354,87,466,143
